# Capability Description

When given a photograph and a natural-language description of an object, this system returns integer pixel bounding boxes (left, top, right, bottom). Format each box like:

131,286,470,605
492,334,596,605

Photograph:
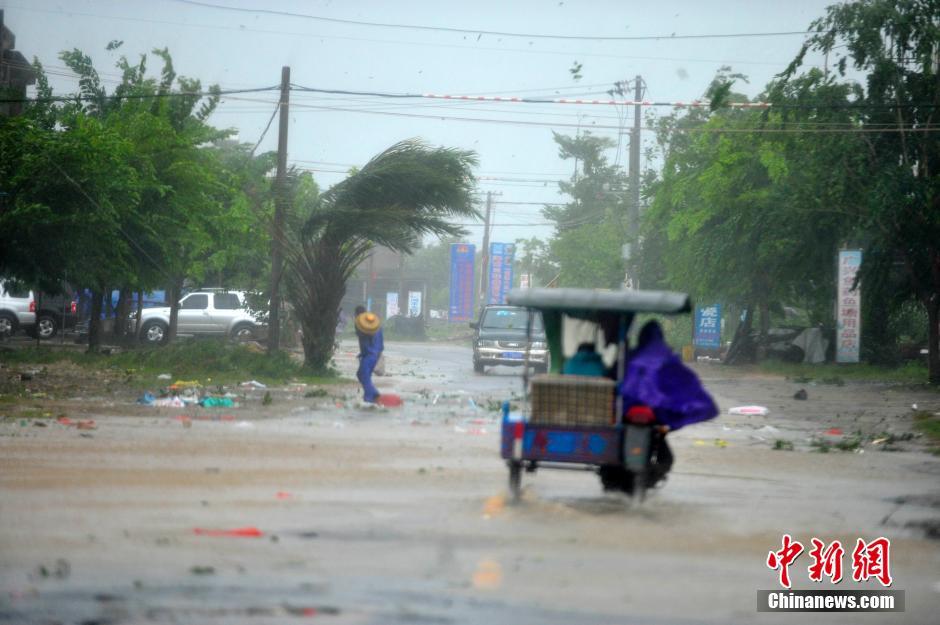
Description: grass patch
772,439,794,451
757,360,931,385
0,340,347,386
913,411,940,454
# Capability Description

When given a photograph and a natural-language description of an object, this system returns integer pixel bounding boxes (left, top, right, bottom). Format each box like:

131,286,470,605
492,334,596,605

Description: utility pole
628,75,643,239
267,66,290,354
478,191,493,308
625,75,644,290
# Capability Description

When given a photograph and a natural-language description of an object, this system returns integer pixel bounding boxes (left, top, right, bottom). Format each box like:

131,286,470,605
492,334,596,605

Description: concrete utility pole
624,75,644,290
267,66,290,354
478,191,493,308
628,75,643,239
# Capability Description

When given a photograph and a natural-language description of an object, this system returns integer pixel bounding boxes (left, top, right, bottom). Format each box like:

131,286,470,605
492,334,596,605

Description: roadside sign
694,304,722,349
836,250,862,363
408,291,422,317
487,242,515,305
448,243,475,322
386,292,399,318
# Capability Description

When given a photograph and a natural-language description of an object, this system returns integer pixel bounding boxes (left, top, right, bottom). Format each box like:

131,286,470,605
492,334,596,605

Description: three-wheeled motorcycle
499,287,693,502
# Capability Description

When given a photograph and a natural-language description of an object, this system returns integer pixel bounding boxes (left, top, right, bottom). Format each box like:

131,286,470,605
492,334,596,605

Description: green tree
543,132,628,288
641,69,861,355
282,140,479,371
0,114,143,349
782,0,940,382
513,237,558,287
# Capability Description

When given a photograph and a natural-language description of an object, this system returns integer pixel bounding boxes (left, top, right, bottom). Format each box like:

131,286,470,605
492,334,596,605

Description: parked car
131,290,263,345
30,290,79,340
0,279,36,337
470,305,548,374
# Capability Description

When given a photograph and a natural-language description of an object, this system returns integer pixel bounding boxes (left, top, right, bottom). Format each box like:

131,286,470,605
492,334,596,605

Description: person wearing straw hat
354,305,384,403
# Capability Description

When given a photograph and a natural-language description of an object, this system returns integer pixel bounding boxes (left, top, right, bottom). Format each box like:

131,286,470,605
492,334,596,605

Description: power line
231,95,940,134
169,0,814,42
8,3,815,67
249,101,280,156
0,85,279,104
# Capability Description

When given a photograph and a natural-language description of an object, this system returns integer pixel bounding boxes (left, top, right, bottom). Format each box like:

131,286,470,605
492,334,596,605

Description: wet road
2,341,940,624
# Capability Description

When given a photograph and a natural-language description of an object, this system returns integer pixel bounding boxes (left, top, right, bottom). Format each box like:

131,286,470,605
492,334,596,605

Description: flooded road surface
2,341,939,623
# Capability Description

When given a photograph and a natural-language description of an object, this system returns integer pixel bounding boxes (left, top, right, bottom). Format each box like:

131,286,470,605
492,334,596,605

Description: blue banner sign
448,243,475,322
694,304,722,349
487,242,515,305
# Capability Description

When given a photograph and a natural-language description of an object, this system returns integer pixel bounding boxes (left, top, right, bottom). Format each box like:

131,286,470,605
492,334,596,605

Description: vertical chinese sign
694,304,722,349
386,292,399,318
487,242,515,305
448,243,475,322
836,250,862,363
407,291,422,317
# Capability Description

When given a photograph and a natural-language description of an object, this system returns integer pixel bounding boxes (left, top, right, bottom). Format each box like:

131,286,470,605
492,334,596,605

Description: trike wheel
508,461,522,502
632,469,648,503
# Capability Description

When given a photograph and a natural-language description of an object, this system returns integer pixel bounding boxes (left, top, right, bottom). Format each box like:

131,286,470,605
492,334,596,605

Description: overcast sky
4,0,834,247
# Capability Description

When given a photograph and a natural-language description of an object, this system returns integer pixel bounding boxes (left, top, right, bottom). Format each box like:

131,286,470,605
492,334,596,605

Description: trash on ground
193,526,263,538
825,427,844,436
169,380,201,391
728,405,769,416
157,373,172,380
754,425,781,437
234,421,255,429
376,393,403,408
199,396,235,408
75,420,96,430
153,397,185,408
189,565,215,575
240,380,267,389
137,392,155,405
714,438,729,447
275,491,294,500
36,558,70,579
793,389,808,400
455,425,488,435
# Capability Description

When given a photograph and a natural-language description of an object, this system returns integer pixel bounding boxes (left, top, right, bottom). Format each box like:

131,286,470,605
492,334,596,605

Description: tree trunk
87,290,103,354
300,287,345,373
134,289,144,343
167,278,183,343
113,287,129,343
927,295,940,385
724,305,753,365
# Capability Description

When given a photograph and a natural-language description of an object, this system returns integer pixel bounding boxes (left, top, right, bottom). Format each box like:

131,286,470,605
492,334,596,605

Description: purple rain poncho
620,321,718,431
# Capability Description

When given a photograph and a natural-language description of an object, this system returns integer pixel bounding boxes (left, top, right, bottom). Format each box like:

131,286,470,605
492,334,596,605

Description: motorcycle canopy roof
507,288,691,318
506,288,691,374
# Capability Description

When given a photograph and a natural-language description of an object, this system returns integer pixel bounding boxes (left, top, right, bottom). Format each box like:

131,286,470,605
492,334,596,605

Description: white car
132,290,264,345
0,280,36,337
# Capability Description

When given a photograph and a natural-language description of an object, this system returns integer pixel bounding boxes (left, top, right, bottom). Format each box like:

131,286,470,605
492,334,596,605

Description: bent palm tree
283,140,479,371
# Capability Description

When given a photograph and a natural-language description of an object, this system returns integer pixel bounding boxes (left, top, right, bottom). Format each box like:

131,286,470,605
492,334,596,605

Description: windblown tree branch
282,140,479,371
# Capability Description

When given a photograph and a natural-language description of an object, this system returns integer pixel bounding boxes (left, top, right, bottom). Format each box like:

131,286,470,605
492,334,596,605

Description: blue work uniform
356,327,384,402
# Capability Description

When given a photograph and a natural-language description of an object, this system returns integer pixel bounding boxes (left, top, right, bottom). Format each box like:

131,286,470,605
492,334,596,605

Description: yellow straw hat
355,311,381,335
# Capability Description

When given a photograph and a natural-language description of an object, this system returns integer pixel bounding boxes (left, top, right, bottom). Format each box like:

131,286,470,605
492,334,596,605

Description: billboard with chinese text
836,250,862,363
448,243,475,322
487,242,515,305
694,304,722,349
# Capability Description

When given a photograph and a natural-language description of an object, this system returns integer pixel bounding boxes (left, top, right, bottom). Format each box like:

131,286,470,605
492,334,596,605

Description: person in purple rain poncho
621,320,719,431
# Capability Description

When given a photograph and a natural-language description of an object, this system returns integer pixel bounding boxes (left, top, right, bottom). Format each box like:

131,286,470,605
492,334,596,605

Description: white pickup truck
132,290,264,345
